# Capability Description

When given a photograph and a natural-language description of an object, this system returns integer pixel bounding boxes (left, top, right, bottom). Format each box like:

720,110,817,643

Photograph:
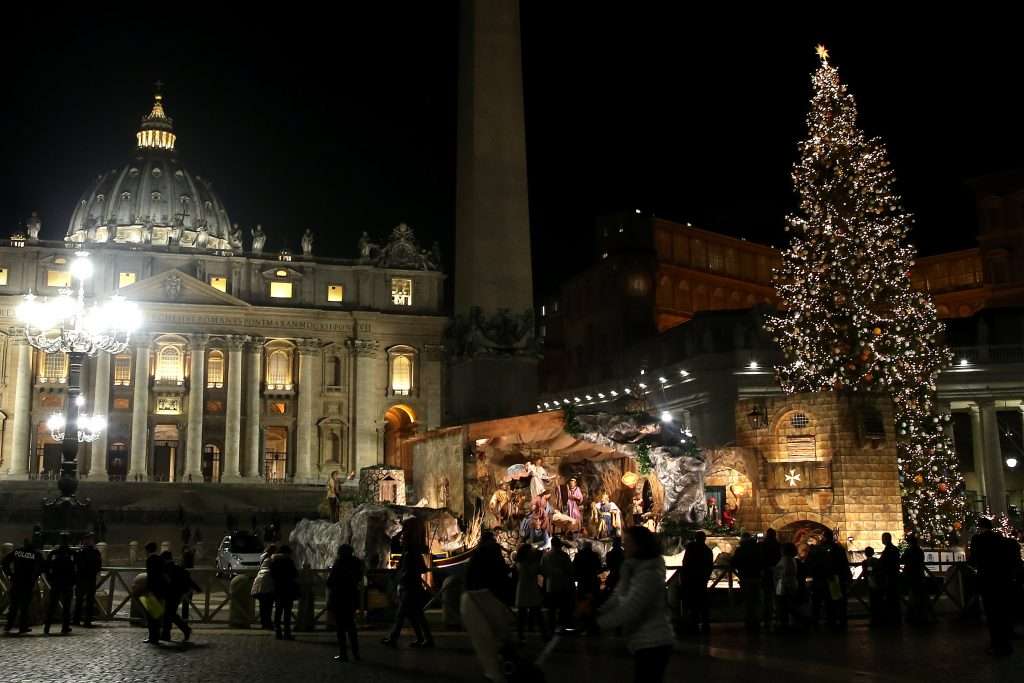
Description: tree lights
766,47,967,545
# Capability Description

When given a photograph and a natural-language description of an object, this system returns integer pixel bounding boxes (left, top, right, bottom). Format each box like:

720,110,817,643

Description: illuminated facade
0,91,446,484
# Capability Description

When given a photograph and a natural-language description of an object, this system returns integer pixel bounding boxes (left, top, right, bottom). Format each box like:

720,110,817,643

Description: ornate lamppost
16,252,140,516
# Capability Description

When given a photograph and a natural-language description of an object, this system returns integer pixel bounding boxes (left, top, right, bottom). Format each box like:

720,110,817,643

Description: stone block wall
735,392,904,549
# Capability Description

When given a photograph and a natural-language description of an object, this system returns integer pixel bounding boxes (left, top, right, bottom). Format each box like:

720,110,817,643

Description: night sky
4,6,1023,299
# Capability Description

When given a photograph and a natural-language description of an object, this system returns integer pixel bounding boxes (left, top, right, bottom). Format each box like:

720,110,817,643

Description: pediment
260,265,304,280
119,268,250,307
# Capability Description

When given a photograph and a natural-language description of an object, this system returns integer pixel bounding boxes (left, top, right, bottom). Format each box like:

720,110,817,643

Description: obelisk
449,0,537,423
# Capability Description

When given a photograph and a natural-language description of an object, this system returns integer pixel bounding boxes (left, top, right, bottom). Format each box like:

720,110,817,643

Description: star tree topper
815,44,830,62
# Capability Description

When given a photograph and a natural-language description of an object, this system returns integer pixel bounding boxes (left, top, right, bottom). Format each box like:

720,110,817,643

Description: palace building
0,91,447,485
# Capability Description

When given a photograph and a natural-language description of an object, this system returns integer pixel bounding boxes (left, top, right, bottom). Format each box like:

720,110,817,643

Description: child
861,546,882,626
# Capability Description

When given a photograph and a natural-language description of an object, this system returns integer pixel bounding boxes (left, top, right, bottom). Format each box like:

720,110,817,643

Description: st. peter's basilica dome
66,88,237,251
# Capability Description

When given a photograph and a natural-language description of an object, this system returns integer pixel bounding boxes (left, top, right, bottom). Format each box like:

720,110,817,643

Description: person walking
773,542,801,631
160,551,199,642
465,531,511,601
251,544,277,630
3,539,43,635
327,544,364,662
822,530,852,629
269,545,299,640
593,526,675,683
540,537,575,633
73,533,102,628
878,532,902,625
681,531,713,634
759,528,781,629
382,533,434,648
143,542,169,644
180,544,196,622
731,532,761,632
44,533,77,635
514,544,549,641
969,517,1020,656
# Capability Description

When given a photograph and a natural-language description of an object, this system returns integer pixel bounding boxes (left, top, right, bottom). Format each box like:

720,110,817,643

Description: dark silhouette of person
901,534,932,625
269,545,299,640
160,551,198,642
604,537,625,599
383,533,434,648
861,546,882,626
143,542,169,643
74,533,103,627
969,517,1021,656
573,542,602,606
759,528,782,629
878,532,902,625
540,536,575,633
327,544,364,662
44,533,77,635
731,532,761,632
682,531,714,634
181,525,191,547
3,539,43,634
465,531,511,602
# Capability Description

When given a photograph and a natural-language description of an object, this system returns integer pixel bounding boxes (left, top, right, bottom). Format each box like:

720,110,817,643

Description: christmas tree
766,45,967,545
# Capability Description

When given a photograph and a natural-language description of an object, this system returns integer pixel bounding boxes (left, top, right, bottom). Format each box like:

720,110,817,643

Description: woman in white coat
250,544,277,629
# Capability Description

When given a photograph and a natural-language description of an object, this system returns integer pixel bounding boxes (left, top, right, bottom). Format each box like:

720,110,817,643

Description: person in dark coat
573,542,603,604
464,531,511,602
269,545,299,640
759,528,782,629
878,532,902,625
731,532,761,632
3,539,43,635
901,535,932,625
74,533,102,627
44,533,77,635
604,537,625,599
681,531,714,634
327,544,364,662
160,551,199,642
969,518,1021,656
143,542,169,643
382,532,434,648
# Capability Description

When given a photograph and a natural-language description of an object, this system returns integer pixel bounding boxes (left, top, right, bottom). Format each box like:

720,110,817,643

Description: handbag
140,593,165,619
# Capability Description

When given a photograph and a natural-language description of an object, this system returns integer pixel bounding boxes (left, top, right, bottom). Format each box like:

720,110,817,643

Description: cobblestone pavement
0,621,1019,682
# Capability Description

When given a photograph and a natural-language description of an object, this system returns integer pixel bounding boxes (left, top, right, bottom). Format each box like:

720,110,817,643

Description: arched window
157,346,183,383
266,349,292,388
392,356,412,395
206,350,224,388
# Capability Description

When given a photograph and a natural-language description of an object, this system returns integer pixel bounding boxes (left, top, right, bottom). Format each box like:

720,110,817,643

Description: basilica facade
0,92,447,485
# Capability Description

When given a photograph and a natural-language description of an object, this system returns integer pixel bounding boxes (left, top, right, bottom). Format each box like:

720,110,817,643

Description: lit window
113,354,132,386
391,354,413,395
40,352,67,383
0,268,8,286
119,272,137,288
270,282,293,299
327,284,344,302
157,346,184,383
207,350,225,388
209,276,228,292
391,278,412,306
47,270,71,288
790,413,809,429
156,396,181,414
275,269,288,277
266,349,292,388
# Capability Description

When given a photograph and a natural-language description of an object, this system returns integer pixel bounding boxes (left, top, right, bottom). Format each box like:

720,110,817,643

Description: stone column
222,336,245,482
128,343,151,480
294,338,320,483
6,337,32,478
184,334,208,482
348,339,381,472
244,337,263,479
87,351,111,480
978,400,1007,514
422,344,444,430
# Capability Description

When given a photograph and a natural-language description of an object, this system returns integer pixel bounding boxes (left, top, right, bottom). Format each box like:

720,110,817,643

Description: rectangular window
113,397,130,411
40,353,67,383
391,278,413,306
327,284,344,302
113,354,132,386
119,272,137,288
155,396,181,415
0,268,8,286
269,281,293,299
209,276,228,292
47,270,71,288
206,352,225,388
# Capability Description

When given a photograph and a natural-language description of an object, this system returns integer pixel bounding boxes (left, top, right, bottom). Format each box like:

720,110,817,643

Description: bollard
193,541,205,563
442,574,464,628
229,574,255,628
128,541,139,566
96,542,108,567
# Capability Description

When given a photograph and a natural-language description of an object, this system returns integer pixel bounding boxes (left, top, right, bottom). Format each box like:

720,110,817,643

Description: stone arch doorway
383,404,417,478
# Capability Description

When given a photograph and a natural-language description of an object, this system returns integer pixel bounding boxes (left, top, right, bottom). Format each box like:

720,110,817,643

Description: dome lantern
136,81,176,151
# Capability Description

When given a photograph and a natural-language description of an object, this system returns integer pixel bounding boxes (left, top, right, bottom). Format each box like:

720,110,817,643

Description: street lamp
17,251,141,491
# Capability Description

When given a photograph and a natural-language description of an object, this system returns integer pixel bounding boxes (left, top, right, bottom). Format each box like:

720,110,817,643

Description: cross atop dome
136,83,176,151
